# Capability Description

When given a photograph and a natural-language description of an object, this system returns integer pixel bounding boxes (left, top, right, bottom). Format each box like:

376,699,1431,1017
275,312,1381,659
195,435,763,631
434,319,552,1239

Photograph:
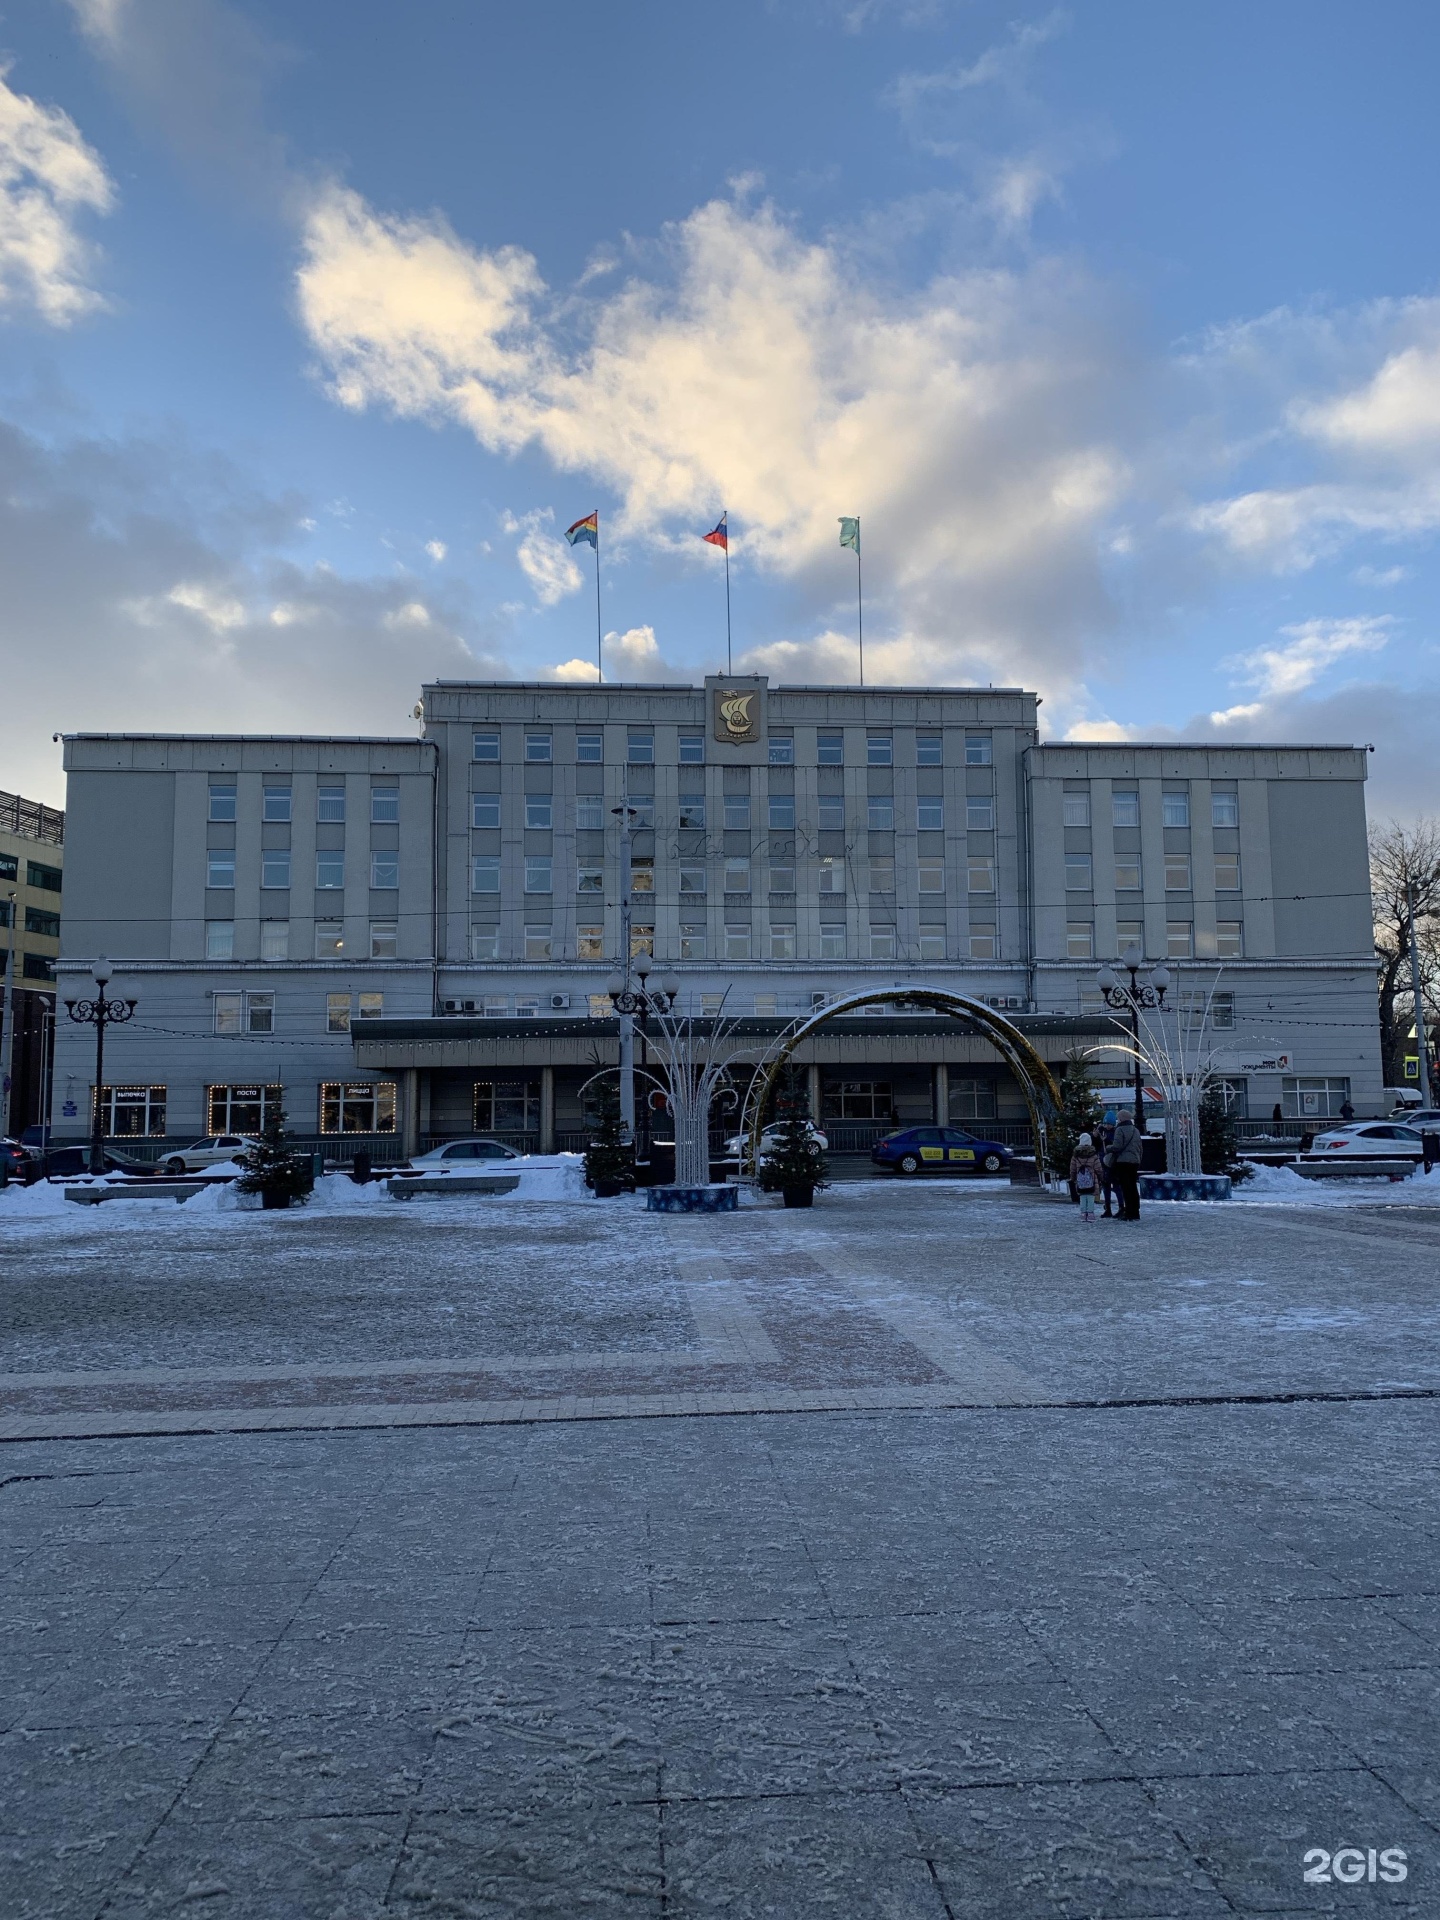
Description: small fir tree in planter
1052,1049,1104,1193
235,1107,312,1210
759,1076,830,1207
1199,1083,1238,1175
584,1087,635,1196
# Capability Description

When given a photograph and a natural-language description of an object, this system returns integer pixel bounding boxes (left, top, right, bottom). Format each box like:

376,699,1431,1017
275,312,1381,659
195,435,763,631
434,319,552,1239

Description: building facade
1,788,65,1133
53,680,1382,1153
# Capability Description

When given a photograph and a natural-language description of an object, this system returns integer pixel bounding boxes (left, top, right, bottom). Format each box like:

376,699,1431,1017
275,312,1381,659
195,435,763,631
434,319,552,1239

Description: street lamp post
605,950,680,1162
1095,946,1170,1133
64,957,137,1174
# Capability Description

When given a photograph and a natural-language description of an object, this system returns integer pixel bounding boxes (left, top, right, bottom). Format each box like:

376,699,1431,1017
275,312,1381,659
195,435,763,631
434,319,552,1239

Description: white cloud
425,538,447,562
1296,336,1440,457
1223,615,1392,700
503,509,583,607
0,65,113,324
545,625,689,685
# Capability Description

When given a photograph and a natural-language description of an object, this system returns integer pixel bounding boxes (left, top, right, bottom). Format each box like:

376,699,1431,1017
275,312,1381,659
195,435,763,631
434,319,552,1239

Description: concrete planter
1138,1173,1232,1202
645,1184,739,1214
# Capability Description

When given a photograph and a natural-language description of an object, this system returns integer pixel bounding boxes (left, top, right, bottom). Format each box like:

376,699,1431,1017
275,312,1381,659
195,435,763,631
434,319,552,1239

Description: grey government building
53,676,1382,1157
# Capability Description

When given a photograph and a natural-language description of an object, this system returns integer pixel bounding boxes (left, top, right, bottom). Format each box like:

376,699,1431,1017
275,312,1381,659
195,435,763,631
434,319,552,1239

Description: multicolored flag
565,510,598,549
702,512,728,550
839,516,860,552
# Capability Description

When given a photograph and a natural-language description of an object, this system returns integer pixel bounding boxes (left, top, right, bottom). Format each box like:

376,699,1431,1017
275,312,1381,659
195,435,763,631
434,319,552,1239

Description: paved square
2,1182,1437,1914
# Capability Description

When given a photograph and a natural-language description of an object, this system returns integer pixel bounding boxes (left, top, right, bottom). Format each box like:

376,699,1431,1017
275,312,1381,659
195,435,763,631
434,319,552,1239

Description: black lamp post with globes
63,957,137,1174
1095,945,1169,1133
605,949,680,1163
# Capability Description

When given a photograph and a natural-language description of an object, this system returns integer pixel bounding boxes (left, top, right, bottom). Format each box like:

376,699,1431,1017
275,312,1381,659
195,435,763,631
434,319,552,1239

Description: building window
351,991,380,1022
1112,789,1140,828
630,859,654,894
866,734,892,766
867,796,894,830
869,924,896,960
678,733,705,764
820,925,846,959
370,786,399,823
1164,855,1191,891
258,851,290,890
0,854,12,884
1216,921,1244,959
370,854,399,889
917,799,944,831
631,924,654,958
723,793,751,829
767,733,794,765
1114,860,1142,892
1215,857,1241,892
625,796,656,828
262,784,292,823
768,860,795,893
724,856,751,893
470,926,499,961
525,731,552,762
525,857,553,893
244,992,274,1034
208,781,236,822
1062,791,1091,828
517,1001,542,1023
768,794,796,830
1210,991,1236,1029
951,1077,997,1121
206,920,235,960
967,857,995,893
969,922,997,959
965,734,992,766
327,992,351,1033
484,995,509,1016
1166,922,1193,958
313,853,341,889
918,928,945,961
566,797,599,831
207,853,236,889
916,734,943,766
817,856,845,895
817,732,844,765
577,864,604,894
671,794,703,830
576,731,603,763
577,924,605,960
587,993,614,1018
824,1080,894,1121
627,732,654,764
1282,1076,1350,1121
868,856,895,893
315,921,345,958
817,794,845,830
472,1079,540,1133
320,1081,397,1134
1212,789,1239,828
95,1084,167,1138
214,992,243,1034
753,992,778,1017
524,925,552,961
679,865,706,896
1065,854,1093,891
208,1084,283,1135
917,861,945,894
1067,923,1095,960
318,784,346,822
966,796,995,831
770,923,797,961
679,923,706,960
260,921,288,960
25,859,61,894
1162,788,1190,828
724,922,751,961
369,920,398,959
472,730,500,761
472,857,500,894
525,797,553,830
1179,989,1234,1032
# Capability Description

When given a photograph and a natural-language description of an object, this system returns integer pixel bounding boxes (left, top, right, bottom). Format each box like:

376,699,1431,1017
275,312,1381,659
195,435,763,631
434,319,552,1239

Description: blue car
871,1125,1013,1177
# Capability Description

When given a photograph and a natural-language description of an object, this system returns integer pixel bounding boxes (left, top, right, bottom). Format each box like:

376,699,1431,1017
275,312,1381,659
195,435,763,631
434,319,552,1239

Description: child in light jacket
1070,1132,1103,1222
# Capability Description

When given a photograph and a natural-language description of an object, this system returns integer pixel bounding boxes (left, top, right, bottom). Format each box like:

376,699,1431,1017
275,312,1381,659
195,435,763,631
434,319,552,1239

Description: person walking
1070,1132,1103,1223
1109,1109,1144,1221
1098,1109,1118,1217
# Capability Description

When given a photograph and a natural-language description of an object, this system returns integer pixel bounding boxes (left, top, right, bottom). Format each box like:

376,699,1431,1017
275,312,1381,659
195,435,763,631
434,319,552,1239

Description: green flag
838,515,860,553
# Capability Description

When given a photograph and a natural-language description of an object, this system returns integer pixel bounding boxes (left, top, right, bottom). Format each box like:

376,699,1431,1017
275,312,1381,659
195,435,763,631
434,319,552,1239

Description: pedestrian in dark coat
1108,1111,1144,1220
1098,1109,1117,1217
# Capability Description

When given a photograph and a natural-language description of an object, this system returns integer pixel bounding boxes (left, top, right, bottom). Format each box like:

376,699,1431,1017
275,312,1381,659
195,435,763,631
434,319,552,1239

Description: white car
160,1135,258,1174
723,1122,829,1161
1391,1107,1440,1133
1303,1123,1426,1161
399,1138,571,1175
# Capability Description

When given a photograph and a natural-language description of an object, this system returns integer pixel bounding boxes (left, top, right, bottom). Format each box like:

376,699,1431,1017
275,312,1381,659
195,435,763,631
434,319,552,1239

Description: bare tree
1370,817,1440,1091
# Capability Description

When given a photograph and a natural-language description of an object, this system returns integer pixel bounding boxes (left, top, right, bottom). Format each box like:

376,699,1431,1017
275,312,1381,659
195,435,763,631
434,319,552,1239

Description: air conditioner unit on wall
551,993,570,1011
441,998,462,1014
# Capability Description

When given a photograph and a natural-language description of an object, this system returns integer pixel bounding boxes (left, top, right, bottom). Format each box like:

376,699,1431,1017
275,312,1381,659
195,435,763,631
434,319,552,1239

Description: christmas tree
235,1107,312,1209
1199,1083,1237,1174
583,1085,635,1194
1050,1049,1104,1171
758,1073,830,1199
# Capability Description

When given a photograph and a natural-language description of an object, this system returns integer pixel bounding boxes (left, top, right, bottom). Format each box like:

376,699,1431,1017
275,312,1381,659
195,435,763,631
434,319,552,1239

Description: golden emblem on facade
719,691,754,737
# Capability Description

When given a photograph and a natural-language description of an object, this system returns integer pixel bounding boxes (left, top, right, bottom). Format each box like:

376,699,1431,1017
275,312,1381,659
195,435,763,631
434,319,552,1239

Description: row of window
1067,921,1244,960
1,902,62,935
467,923,1002,964
93,1082,398,1138
0,854,62,890
473,730,994,768
1064,853,1241,892
208,853,401,891
210,990,385,1035
204,919,400,961
473,854,1005,896
208,783,400,824
477,794,995,832
0,949,56,980
1063,788,1238,829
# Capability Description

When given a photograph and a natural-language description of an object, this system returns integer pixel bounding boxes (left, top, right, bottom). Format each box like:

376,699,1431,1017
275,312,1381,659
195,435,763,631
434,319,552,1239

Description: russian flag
702,512,728,550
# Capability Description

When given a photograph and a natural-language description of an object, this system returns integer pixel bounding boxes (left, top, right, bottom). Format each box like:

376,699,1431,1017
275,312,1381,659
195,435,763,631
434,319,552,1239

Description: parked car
723,1122,829,1162
0,1139,28,1180
1391,1107,1440,1133
872,1125,1014,1176
1303,1123,1426,1161
396,1139,571,1177
159,1135,259,1174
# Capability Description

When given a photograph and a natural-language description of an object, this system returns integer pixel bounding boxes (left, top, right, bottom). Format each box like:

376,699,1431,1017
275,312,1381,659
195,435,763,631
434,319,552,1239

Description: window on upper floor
575,797,604,830
263,851,293,889
524,857,553,893
1164,854,1191,891
917,799,944,831
525,731,552,762
1212,788,1239,827
577,864,604,893
817,732,844,765
370,854,399,890
313,852,342,889
966,795,994,831
525,797,553,830
969,922,998,959
627,731,654,763
818,856,844,895
769,923,796,960
1215,857,1242,892
1067,923,1095,960
369,920,398,959
246,992,274,1034
679,865,706,895
318,785,346,822
916,734,942,765
214,991,243,1034
576,731,603,762
472,730,500,761
1216,922,1244,959
261,921,289,961
917,861,945,893
1065,854,1093,890
679,924,706,961
724,923,751,961
630,859,653,894
768,860,795,893
724,856,751,892
965,734,992,766
967,857,995,893
1115,859,1142,891
918,928,945,961
471,794,500,829
866,734,892,766
207,852,235,889
1112,789,1140,828
820,925,846,959
868,924,897,960
524,926,552,961
678,795,705,829
208,781,236,822
1062,791,1091,827
768,794,795,829
315,921,344,958
326,992,351,1033
867,796,894,831
1163,788,1190,828
678,733,705,764
723,793,751,830
471,857,500,893
25,906,60,938
817,795,845,830
262,784,291,822
371,787,399,823
577,924,605,960
768,733,794,764
1166,921,1193,958
205,920,234,960
868,856,895,894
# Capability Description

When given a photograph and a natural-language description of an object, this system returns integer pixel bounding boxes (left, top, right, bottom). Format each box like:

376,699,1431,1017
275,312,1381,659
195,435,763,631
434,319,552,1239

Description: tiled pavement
1,1185,1437,1914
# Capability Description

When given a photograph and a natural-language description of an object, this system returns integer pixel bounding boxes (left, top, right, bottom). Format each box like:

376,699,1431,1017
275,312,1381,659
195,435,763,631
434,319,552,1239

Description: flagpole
724,525,732,675
856,535,864,688
595,514,603,684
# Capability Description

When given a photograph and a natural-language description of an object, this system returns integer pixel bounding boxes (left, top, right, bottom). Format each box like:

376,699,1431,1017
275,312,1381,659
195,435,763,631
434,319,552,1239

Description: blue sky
2,0,1439,814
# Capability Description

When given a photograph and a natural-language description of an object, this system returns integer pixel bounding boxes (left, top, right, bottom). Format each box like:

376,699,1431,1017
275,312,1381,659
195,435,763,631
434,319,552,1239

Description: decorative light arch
746,988,1065,1181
